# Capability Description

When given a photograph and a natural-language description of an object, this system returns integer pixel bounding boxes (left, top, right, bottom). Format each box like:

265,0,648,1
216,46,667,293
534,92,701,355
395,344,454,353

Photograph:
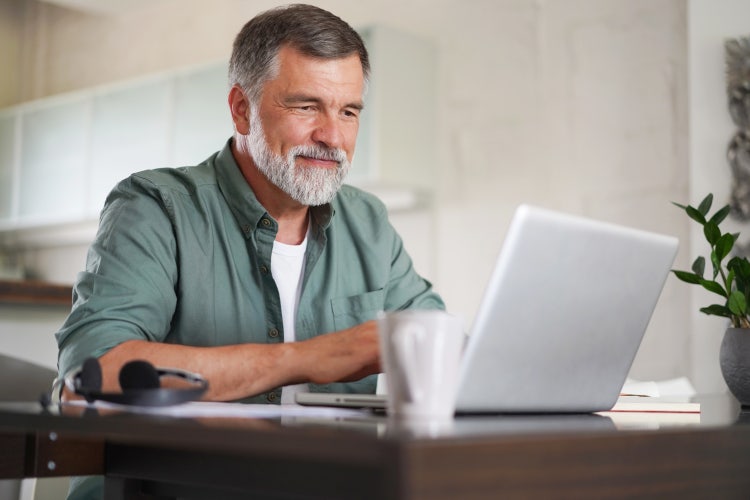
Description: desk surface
1,395,750,499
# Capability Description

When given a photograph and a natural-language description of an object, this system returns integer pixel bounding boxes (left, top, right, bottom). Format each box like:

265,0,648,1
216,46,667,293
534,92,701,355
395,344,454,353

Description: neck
274,209,309,245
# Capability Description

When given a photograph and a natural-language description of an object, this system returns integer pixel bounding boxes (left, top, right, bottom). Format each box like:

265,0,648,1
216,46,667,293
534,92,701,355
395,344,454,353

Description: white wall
687,0,750,392
0,0,722,389
426,0,690,384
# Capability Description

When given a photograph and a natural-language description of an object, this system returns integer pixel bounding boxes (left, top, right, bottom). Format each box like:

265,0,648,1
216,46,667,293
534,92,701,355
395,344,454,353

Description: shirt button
241,224,251,234
261,218,272,227
266,392,278,403
260,265,269,275
269,328,279,338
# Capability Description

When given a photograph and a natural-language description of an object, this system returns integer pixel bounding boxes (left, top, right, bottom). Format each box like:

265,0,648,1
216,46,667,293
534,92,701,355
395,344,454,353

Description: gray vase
720,327,750,407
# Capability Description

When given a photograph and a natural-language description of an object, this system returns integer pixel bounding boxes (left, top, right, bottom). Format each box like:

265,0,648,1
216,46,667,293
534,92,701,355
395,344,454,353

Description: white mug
378,310,464,420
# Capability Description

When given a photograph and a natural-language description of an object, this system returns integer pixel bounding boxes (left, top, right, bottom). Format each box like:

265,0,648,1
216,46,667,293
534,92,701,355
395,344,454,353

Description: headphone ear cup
119,360,160,390
78,357,103,402
71,357,207,407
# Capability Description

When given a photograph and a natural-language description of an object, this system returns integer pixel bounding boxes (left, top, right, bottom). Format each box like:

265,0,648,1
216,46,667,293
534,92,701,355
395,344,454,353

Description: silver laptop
297,204,679,413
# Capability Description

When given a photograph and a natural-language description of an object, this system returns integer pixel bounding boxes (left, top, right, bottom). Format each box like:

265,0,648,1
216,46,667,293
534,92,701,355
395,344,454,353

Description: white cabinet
0,61,233,236
88,78,172,213
0,25,436,244
19,97,89,223
0,114,15,221
171,64,234,167
355,25,437,193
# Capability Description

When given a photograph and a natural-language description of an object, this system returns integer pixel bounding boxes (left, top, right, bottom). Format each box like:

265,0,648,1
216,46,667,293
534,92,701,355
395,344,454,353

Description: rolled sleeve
56,176,178,377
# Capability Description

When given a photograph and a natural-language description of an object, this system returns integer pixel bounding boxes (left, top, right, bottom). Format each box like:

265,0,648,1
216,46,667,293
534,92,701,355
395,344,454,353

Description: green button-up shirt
56,140,444,403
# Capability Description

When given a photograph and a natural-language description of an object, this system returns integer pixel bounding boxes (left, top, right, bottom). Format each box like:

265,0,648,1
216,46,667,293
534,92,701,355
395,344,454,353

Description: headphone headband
64,358,208,407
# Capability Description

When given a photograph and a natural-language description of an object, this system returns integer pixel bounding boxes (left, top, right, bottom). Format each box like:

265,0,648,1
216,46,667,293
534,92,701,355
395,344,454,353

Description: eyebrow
283,94,364,111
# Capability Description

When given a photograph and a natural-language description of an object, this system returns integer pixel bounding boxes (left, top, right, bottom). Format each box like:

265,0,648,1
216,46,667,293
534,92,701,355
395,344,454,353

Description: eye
343,108,360,119
288,103,318,115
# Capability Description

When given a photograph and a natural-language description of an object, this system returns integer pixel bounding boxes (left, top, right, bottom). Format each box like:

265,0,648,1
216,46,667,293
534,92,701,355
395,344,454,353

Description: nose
311,113,345,150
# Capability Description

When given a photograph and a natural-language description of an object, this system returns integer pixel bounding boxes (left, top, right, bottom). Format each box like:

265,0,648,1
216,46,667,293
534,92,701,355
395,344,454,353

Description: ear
229,85,251,135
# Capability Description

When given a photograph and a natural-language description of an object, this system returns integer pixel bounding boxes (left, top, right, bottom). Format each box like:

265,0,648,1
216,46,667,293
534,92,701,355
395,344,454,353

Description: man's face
241,45,365,206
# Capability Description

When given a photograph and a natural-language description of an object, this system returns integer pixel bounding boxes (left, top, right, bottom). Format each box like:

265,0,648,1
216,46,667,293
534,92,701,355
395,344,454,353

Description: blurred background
0,0,748,400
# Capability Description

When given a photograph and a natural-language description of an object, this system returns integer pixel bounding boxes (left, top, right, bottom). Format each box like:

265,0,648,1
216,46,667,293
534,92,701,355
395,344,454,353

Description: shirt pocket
330,288,385,330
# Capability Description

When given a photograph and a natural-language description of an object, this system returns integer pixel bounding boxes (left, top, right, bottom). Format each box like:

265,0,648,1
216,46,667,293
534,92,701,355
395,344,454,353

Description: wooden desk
1,397,750,499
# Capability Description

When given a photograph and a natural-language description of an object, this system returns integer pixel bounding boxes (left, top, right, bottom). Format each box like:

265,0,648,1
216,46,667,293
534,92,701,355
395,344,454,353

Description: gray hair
228,4,370,104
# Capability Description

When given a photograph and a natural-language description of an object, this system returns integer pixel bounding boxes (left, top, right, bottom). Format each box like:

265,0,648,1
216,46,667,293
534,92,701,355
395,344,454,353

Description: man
56,4,443,407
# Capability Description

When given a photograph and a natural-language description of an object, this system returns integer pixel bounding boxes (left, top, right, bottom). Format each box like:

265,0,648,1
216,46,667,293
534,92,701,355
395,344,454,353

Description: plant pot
720,327,750,408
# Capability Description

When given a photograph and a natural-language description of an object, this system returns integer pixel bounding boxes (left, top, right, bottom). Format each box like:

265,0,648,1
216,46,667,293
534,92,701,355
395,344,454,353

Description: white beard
243,114,351,206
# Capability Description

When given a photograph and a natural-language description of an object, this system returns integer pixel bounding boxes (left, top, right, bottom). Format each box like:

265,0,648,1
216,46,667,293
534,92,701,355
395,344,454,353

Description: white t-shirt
272,226,309,404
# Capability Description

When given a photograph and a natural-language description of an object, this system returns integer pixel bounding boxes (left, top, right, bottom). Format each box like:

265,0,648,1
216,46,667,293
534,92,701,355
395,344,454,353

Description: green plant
672,193,750,328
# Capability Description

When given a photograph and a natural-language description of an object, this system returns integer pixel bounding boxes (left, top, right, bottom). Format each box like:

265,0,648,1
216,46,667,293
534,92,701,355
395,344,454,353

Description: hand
294,320,381,384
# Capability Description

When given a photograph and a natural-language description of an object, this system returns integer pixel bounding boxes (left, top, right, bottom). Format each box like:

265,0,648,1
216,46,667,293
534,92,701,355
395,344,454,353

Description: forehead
264,45,365,101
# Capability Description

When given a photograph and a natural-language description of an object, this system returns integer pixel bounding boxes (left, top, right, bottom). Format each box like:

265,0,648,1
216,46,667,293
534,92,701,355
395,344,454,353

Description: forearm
87,320,380,402
97,340,298,401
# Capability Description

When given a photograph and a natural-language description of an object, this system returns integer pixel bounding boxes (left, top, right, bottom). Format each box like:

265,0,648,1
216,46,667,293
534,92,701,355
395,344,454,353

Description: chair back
0,354,56,402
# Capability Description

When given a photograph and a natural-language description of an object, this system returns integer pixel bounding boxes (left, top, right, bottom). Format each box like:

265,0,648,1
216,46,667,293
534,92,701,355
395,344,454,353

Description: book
598,396,701,428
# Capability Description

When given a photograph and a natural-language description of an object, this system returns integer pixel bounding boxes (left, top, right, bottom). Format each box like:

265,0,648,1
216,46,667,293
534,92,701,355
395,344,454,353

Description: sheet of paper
620,376,696,398
63,400,370,419
621,378,660,397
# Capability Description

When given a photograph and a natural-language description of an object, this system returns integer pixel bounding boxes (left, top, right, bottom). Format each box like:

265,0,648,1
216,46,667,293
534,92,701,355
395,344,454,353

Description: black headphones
63,357,209,407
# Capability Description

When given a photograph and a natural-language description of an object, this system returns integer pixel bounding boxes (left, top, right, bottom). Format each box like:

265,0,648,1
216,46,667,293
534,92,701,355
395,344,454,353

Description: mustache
289,144,348,164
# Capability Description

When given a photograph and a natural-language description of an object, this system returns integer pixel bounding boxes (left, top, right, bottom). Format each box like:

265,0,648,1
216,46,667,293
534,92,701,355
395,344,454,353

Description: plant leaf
728,290,748,317
686,206,707,225
711,251,721,279
703,222,721,245
672,270,702,284
728,257,750,279
691,256,706,277
700,279,727,297
714,233,736,262
727,269,736,294
700,304,733,318
709,204,731,225
671,201,687,210
697,193,713,216
730,257,750,300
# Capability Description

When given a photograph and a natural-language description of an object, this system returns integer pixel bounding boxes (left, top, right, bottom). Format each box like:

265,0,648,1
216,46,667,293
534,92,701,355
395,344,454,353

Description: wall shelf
0,280,72,307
